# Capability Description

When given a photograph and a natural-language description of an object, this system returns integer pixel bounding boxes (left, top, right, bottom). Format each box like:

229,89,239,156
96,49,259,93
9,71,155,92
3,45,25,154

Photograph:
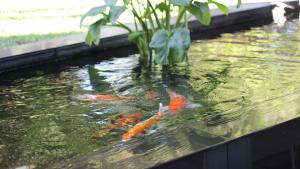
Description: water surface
1,19,300,169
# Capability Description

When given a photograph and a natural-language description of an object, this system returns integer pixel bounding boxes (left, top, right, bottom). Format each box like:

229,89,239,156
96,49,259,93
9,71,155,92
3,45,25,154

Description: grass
0,0,101,49
0,32,81,49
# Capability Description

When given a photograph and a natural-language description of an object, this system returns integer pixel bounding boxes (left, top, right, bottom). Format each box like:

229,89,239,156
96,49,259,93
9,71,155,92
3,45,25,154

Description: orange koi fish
92,112,143,142
78,94,135,101
122,104,164,141
167,89,188,113
146,90,157,100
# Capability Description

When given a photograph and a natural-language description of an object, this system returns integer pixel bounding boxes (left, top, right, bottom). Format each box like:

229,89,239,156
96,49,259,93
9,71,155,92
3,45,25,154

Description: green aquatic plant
81,0,241,65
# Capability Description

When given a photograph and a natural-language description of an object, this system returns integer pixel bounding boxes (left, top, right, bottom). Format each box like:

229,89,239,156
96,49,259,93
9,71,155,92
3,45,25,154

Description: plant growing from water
81,0,241,65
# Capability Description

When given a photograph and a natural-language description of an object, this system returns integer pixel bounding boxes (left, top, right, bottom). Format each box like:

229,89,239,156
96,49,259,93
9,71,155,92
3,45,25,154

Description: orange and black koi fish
122,104,164,141
92,112,143,142
78,94,136,101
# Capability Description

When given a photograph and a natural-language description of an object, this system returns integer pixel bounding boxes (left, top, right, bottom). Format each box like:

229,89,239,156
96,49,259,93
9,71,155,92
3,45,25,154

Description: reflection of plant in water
88,66,113,92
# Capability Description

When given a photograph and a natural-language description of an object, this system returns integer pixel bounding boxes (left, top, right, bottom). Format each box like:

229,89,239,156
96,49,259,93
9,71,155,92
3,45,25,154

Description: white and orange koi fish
122,103,164,141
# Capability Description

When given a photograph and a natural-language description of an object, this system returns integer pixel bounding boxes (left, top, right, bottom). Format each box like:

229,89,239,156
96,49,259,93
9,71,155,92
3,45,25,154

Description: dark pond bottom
1,14,300,169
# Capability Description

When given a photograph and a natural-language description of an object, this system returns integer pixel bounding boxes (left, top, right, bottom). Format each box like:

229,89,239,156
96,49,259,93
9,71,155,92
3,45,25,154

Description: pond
1,18,300,169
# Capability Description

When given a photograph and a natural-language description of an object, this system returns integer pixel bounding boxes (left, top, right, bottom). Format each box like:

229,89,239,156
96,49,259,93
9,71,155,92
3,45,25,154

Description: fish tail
159,103,170,116
159,103,164,113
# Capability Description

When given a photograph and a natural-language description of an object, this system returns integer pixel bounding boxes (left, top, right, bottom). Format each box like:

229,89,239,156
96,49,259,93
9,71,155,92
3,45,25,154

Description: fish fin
159,103,163,112
186,101,202,109
159,103,170,116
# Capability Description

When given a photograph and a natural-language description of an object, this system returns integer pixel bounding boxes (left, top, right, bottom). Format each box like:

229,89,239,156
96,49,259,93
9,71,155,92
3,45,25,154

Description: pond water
1,18,300,169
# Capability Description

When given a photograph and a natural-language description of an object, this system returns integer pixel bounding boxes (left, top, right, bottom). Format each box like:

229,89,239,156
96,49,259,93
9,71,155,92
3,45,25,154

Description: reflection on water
2,19,300,168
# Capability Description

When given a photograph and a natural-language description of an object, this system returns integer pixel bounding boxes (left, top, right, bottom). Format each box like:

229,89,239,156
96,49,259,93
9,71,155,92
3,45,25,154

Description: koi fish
122,103,164,141
146,90,157,100
165,89,202,114
92,112,143,142
167,89,188,113
77,94,135,102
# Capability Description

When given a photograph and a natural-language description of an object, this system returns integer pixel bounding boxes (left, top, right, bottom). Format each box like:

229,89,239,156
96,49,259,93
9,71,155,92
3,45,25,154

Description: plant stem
174,7,187,28
165,0,171,31
132,9,151,56
128,0,152,57
147,0,162,29
132,9,148,36
134,17,138,31
184,13,188,28
148,15,156,33
116,22,133,33
136,0,143,16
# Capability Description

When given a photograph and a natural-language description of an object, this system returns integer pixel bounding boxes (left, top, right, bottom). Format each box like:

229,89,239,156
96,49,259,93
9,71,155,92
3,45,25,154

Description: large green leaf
208,0,228,15
105,0,118,6
109,6,126,24
168,28,190,63
170,0,191,6
85,19,108,46
187,2,211,25
149,28,190,65
149,29,170,65
80,6,107,27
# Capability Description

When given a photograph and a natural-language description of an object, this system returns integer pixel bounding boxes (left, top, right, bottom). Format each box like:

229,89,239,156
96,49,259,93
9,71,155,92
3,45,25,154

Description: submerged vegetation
81,0,241,65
